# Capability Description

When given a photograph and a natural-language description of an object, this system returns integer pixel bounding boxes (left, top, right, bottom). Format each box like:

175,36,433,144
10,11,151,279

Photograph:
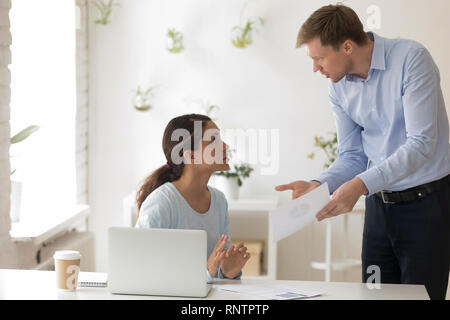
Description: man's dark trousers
362,178,450,300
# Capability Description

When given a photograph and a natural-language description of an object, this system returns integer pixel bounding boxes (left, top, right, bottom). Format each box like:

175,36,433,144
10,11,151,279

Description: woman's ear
183,150,194,165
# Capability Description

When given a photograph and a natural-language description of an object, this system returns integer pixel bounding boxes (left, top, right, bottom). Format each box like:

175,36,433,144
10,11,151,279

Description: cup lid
53,250,82,260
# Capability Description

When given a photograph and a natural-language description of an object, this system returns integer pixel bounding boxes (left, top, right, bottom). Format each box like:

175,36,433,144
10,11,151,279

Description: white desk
0,269,428,300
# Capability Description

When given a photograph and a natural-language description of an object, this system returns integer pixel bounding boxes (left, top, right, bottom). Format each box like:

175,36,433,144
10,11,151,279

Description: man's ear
342,40,353,55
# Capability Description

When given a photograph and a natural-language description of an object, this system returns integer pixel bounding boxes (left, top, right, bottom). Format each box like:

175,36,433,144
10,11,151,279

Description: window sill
9,205,90,245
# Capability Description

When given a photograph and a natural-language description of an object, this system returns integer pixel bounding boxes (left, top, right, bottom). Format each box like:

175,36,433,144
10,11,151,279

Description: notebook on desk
77,272,108,288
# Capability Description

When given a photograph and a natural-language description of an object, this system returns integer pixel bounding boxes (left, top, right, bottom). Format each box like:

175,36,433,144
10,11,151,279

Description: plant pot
10,180,23,223
213,176,240,200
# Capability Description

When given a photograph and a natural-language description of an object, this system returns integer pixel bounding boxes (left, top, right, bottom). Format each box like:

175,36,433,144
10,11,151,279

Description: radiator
34,231,95,271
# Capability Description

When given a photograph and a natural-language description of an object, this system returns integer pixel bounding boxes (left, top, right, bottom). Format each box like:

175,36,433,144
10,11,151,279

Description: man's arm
315,86,368,193
357,48,439,195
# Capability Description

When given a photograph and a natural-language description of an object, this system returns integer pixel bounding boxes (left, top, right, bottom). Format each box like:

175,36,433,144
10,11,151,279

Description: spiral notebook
77,272,108,288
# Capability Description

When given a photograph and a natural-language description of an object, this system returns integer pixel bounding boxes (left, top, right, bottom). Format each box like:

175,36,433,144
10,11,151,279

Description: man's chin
329,73,346,83
329,76,339,83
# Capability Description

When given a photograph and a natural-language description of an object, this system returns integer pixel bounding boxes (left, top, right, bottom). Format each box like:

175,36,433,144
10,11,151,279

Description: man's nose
313,63,320,73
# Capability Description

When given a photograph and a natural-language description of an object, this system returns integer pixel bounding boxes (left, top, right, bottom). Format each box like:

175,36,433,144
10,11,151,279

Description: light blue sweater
135,182,241,283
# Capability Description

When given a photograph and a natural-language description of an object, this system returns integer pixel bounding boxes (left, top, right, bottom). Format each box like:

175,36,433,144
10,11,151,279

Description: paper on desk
214,283,322,300
270,182,330,242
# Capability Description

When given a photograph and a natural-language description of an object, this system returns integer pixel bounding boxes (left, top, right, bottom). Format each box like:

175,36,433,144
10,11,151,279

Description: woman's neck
172,167,212,198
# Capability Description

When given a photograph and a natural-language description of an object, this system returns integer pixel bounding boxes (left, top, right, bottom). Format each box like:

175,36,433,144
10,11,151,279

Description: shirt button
380,157,385,161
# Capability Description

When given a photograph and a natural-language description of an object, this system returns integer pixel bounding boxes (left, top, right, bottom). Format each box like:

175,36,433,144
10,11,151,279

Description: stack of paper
215,283,322,300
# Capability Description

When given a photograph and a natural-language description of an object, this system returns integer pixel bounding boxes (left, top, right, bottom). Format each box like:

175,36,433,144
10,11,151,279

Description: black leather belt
376,174,450,205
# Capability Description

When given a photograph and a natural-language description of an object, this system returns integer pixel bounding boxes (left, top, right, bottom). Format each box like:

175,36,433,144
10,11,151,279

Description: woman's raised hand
220,242,251,279
207,234,227,278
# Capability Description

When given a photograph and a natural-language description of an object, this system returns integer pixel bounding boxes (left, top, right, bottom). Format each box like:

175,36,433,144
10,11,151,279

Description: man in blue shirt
276,4,450,299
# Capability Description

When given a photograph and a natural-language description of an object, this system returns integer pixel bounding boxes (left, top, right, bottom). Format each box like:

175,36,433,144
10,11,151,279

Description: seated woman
135,113,250,283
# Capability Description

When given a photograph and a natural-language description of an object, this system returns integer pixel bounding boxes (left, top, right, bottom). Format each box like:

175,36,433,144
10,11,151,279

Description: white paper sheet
214,283,322,300
270,182,330,242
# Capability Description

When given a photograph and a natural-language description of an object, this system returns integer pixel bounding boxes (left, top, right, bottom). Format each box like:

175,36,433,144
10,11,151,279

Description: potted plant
214,162,254,200
307,131,337,169
10,125,40,223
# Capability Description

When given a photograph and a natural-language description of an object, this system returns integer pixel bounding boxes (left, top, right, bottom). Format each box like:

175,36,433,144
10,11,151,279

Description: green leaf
11,125,40,144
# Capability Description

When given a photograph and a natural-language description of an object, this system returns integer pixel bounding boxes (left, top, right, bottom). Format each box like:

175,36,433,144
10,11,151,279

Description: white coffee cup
53,250,82,291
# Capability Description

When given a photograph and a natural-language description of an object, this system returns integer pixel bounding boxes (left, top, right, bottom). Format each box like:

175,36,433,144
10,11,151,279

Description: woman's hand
207,234,228,278
220,242,251,279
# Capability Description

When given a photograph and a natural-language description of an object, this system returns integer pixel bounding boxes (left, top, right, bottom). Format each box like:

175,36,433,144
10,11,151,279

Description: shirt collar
368,32,386,71
345,32,386,82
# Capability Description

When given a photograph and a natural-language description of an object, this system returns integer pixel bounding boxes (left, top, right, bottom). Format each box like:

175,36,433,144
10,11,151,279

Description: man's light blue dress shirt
316,32,450,195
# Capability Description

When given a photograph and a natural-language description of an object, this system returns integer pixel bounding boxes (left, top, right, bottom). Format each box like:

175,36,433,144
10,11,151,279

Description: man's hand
207,234,227,278
275,180,321,199
316,177,368,221
220,242,250,279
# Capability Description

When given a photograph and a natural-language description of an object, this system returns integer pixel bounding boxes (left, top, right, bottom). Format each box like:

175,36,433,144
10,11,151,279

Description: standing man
275,4,450,300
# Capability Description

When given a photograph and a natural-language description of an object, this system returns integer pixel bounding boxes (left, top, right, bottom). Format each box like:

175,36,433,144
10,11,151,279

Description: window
9,0,77,223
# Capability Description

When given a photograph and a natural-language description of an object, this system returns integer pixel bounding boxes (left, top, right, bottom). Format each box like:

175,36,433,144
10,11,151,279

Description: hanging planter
131,86,155,112
92,0,120,26
166,28,184,53
231,17,264,49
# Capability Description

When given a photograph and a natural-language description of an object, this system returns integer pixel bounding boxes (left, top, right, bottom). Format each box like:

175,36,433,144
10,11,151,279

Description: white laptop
107,227,212,298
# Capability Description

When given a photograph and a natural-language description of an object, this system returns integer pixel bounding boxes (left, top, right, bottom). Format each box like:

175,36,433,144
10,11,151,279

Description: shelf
228,196,279,212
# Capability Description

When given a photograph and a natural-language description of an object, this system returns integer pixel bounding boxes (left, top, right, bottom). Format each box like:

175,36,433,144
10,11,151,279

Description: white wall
88,0,450,281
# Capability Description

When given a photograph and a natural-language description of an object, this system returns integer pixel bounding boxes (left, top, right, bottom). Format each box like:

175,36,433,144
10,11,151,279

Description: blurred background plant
307,131,338,169
167,28,184,53
215,163,254,187
231,16,264,48
214,149,254,187
131,86,155,112
10,125,40,176
202,104,220,122
92,0,120,25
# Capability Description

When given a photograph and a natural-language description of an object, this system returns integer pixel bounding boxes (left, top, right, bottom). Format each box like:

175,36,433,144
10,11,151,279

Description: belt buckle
381,190,395,204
